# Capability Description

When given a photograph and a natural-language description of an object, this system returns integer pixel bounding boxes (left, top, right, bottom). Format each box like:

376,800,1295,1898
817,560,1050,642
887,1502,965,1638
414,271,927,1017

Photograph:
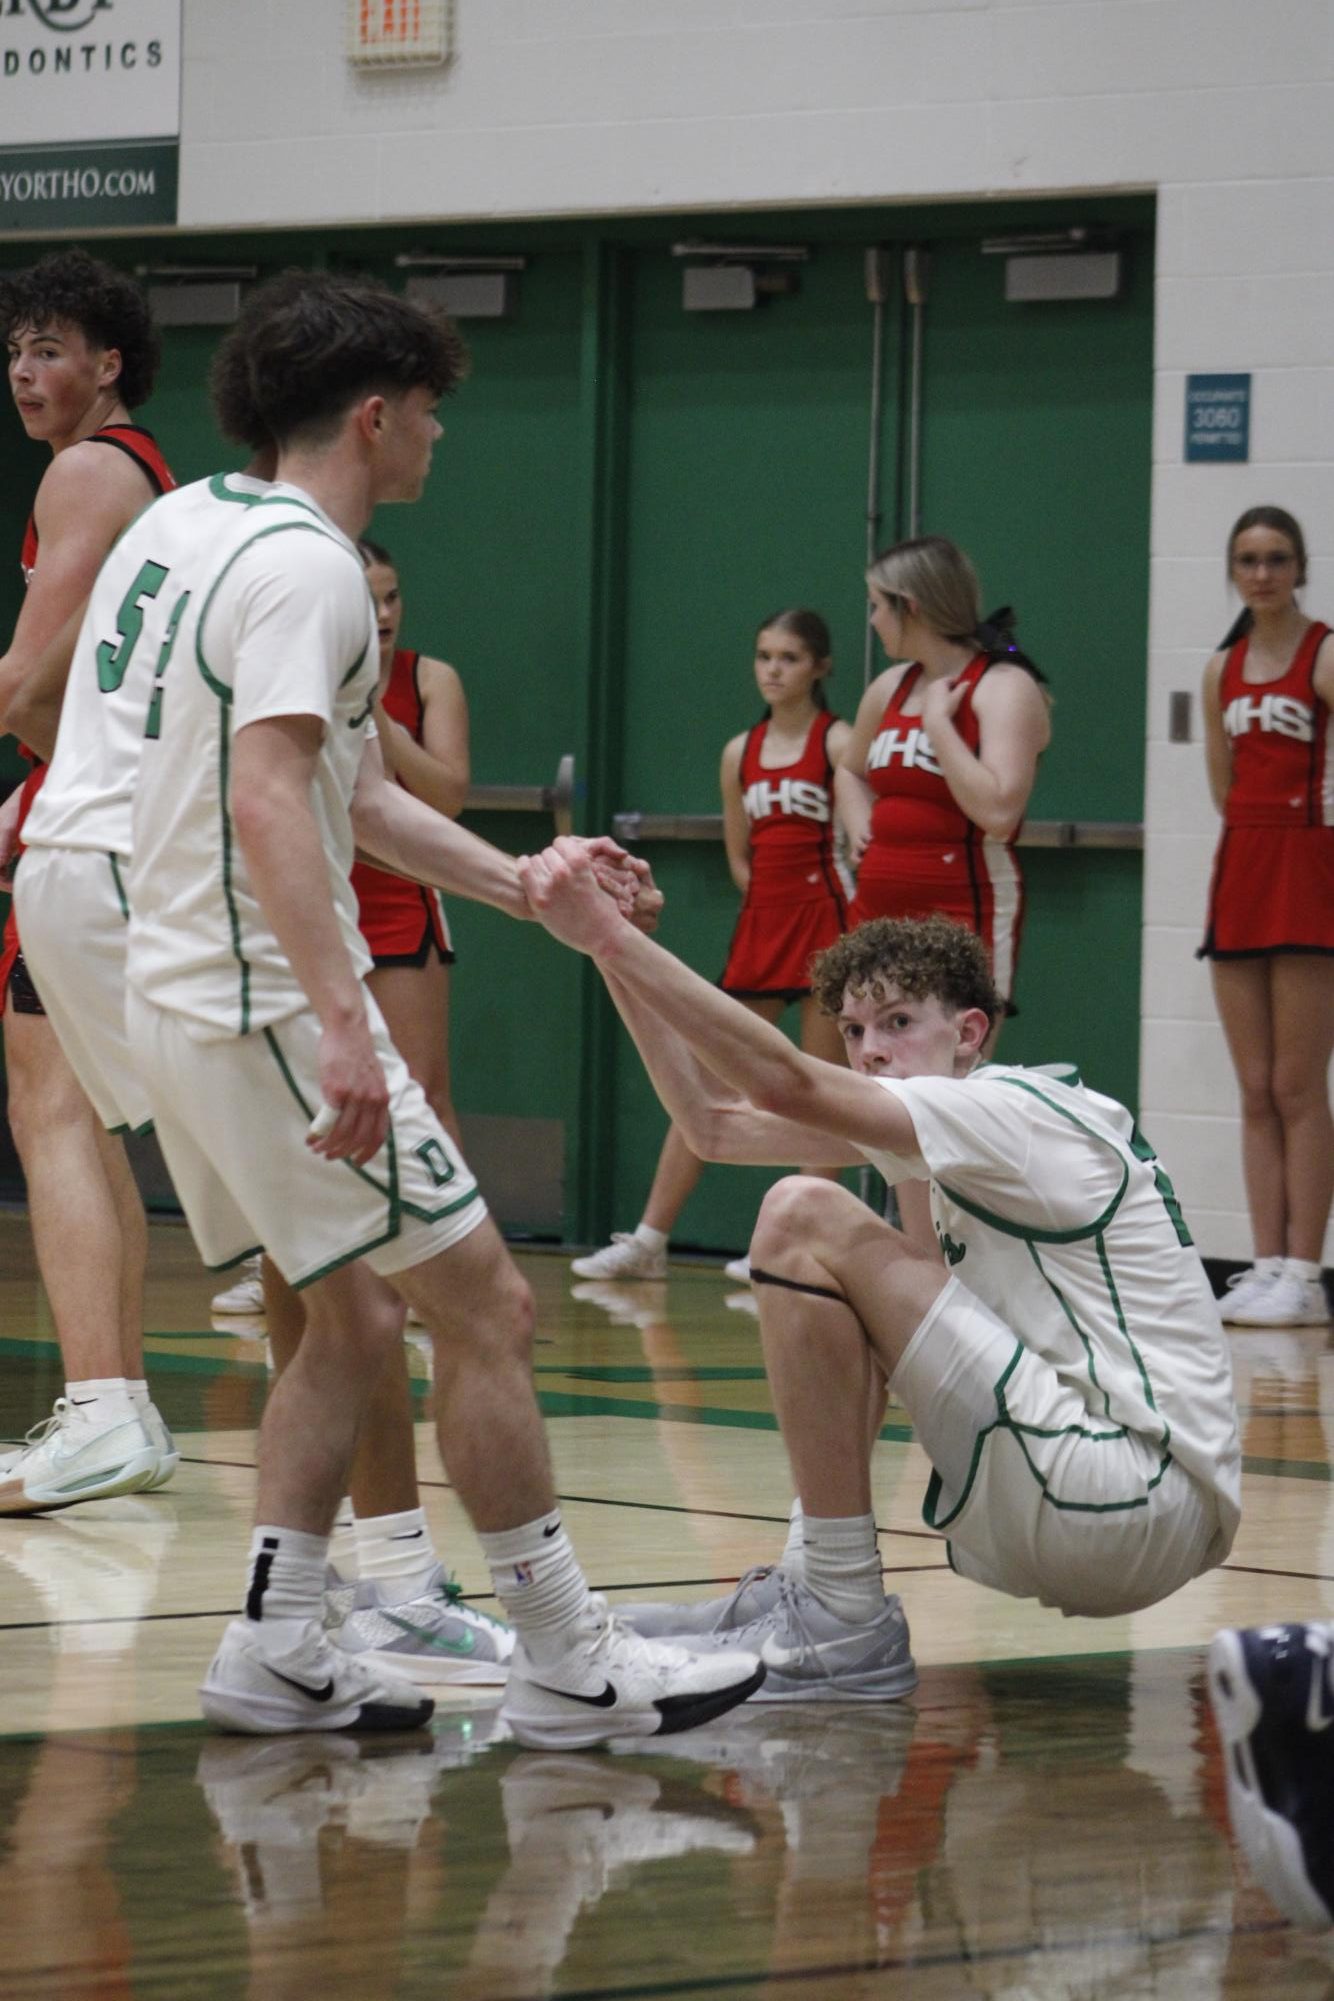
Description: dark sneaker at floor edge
1207,1622,1334,1928
616,1563,786,1640
201,1617,435,1734
501,1593,765,1751
681,1572,917,1705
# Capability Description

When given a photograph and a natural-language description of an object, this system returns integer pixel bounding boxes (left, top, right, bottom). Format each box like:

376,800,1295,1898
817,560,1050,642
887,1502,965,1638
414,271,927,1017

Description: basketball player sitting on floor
517,850,1243,1702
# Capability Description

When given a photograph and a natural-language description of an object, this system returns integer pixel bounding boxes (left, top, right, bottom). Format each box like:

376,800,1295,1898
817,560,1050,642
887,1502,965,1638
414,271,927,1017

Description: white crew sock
634,1223,668,1252
800,1513,885,1625
354,1506,440,1594
478,1510,593,1665
244,1525,328,1648
328,1498,358,1577
125,1379,150,1410
781,1498,805,1578
1285,1258,1323,1284
64,1377,137,1426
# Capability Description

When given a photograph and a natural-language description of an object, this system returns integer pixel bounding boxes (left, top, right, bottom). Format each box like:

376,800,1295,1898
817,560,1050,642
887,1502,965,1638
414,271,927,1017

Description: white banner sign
1,0,181,147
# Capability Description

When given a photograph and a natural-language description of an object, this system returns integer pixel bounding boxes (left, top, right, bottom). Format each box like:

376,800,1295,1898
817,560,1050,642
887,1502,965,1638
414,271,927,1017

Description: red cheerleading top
862,654,1007,845
351,648,452,958
1219,621,1332,828
738,708,846,900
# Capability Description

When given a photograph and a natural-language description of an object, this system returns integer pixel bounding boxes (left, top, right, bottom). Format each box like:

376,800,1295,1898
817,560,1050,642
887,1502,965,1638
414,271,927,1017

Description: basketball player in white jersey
518,852,1243,1700
60,270,760,1744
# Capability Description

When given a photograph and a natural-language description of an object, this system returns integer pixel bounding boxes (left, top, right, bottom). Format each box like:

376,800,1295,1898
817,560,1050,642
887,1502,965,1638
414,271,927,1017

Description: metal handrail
466,753,575,837
610,810,1143,851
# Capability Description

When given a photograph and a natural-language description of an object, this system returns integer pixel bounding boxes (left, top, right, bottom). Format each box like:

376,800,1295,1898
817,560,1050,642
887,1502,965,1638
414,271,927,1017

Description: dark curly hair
0,248,159,409
810,915,1002,1028
220,269,469,449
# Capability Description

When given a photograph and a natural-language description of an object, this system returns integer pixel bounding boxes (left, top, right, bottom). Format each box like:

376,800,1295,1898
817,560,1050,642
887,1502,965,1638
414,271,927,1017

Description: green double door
0,200,1153,1245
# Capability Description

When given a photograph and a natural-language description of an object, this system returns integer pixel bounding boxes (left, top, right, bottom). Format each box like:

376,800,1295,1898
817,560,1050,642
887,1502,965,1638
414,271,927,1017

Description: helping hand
518,836,632,956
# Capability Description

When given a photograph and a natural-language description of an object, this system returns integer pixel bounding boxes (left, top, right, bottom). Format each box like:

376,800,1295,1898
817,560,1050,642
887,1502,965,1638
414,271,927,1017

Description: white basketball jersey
861,1063,1242,1542
113,474,378,1040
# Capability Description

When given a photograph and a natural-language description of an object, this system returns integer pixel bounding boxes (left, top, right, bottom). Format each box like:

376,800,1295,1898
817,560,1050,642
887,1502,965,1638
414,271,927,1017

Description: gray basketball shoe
683,1572,917,1704
616,1564,787,1640
332,1565,515,1686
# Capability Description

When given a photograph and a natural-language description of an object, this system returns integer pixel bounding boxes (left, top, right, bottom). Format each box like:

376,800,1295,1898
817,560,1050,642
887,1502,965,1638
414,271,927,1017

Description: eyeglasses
1233,552,1297,573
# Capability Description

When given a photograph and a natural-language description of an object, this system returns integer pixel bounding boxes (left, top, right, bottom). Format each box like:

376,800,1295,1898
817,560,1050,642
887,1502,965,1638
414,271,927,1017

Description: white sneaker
569,1233,667,1281
0,1402,159,1515
333,1565,515,1686
211,1254,264,1317
501,1595,765,1750
684,1572,918,1705
141,1401,179,1490
723,1256,751,1282
618,1564,786,1639
1220,1258,1284,1322
1229,1271,1331,1328
200,1617,436,1734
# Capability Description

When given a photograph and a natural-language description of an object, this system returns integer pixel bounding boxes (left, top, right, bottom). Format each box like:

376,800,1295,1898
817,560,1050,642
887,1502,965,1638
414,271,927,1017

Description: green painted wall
0,198,1153,1247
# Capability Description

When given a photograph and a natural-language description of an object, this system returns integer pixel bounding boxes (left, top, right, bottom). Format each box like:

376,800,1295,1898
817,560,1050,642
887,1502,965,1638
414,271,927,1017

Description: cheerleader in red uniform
352,540,470,1149
572,610,851,1282
837,535,1050,1025
1200,506,1334,1327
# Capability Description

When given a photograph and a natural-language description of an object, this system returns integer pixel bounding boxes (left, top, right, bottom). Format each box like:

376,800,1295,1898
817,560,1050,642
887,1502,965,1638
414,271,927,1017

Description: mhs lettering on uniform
743,777,830,823
866,725,944,776
1223,693,1314,743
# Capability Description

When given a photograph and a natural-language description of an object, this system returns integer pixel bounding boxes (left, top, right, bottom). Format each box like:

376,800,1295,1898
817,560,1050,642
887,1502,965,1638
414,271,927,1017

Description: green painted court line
537,1365,769,1384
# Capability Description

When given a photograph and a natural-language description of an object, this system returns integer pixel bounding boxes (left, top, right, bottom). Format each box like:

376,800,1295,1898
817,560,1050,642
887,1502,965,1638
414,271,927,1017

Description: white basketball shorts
125,985,487,1288
893,1275,1226,1617
14,844,153,1133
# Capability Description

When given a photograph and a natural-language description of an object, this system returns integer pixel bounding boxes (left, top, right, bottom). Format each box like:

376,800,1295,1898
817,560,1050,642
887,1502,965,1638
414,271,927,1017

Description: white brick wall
178,0,1334,1261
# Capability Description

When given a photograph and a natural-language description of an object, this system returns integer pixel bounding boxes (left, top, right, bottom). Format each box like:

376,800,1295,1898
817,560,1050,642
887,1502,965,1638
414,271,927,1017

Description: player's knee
751,1174,847,1263
1270,1057,1323,1123
1236,1073,1277,1121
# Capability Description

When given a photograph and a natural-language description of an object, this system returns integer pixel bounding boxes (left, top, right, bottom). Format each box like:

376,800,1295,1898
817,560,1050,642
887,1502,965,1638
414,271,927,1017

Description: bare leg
641,1123,706,1235
1212,960,1284,1257
367,956,461,1151
1270,956,1334,1264
263,1255,420,1518
392,1216,554,1532
98,1127,147,1378
4,1009,146,1380
750,1176,950,1516
252,1259,403,1534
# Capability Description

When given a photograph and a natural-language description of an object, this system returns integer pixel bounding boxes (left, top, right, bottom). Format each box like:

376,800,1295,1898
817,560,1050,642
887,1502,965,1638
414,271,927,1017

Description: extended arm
521,838,923,1163
375,654,470,819
922,665,1050,839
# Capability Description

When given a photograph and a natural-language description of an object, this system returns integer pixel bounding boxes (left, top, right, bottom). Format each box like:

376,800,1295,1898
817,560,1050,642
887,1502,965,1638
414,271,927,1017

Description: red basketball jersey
1219,621,1332,828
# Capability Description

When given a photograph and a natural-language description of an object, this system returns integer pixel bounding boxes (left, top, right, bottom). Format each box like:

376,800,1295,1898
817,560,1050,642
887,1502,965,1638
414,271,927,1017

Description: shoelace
17,1400,72,1450
437,1574,510,1632
719,1565,777,1624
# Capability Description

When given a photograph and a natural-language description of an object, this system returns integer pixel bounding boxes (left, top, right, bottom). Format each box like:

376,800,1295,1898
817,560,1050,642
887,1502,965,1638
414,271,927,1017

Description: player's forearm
603,966,840,1165
926,726,1018,838
354,780,528,920
595,922,807,1120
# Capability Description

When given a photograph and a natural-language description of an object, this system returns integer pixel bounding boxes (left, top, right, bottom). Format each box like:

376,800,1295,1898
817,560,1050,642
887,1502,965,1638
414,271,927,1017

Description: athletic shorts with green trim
125,984,486,1288
15,844,154,1134
894,1275,1223,1617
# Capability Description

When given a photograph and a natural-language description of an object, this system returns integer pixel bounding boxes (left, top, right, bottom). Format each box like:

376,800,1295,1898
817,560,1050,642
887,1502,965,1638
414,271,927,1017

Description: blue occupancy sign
1185,374,1250,462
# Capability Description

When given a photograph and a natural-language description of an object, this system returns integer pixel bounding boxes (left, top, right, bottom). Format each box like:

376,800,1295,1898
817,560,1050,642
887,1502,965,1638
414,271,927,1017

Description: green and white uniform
862,1063,1241,1615
16,473,270,1132
119,474,484,1287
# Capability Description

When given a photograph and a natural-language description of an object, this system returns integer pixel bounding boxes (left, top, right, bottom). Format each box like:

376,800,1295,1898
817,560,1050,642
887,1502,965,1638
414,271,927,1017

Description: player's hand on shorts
310,1017,390,1165
518,837,629,957
0,785,22,882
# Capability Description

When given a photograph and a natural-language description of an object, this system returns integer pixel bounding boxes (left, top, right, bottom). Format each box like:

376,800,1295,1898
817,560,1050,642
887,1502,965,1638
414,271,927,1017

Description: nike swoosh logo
761,1631,875,1671
385,1614,476,1656
1308,1667,1334,1732
265,1664,337,1703
531,1679,618,1708
542,1521,562,1538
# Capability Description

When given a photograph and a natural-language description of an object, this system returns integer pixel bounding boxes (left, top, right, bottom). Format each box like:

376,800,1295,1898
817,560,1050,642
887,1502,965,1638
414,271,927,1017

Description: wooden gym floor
0,1209,1330,1998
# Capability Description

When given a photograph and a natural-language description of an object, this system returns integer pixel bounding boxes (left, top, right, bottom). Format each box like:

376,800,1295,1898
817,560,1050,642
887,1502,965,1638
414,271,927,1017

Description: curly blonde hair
811,915,1001,1026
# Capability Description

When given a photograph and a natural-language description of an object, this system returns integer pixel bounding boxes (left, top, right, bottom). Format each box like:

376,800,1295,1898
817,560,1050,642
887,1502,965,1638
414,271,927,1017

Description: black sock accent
749,1265,847,1305
245,1535,280,1622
